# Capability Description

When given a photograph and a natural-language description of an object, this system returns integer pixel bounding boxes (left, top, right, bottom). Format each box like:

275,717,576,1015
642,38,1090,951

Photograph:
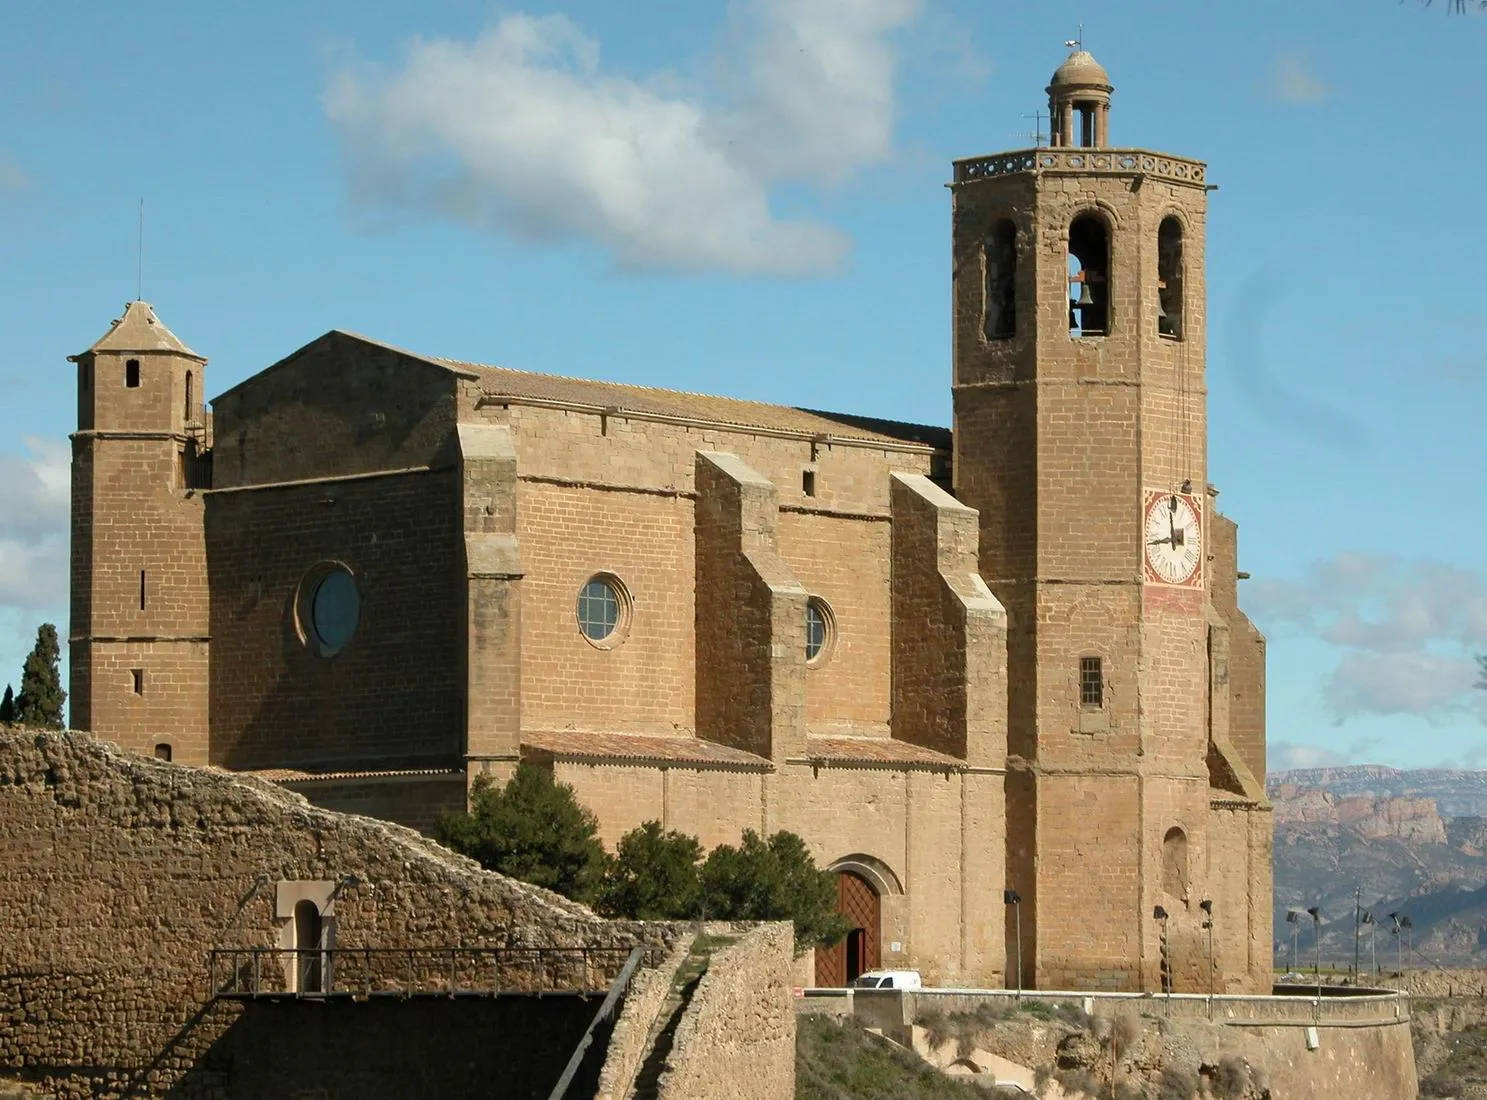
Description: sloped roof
805,736,964,769
521,730,772,769
437,356,945,449
75,300,203,360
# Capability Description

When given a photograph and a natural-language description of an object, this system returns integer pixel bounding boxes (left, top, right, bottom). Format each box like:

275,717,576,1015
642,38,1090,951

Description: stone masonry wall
593,937,694,1100
654,923,796,1100
205,468,463,771
0,731,685,1099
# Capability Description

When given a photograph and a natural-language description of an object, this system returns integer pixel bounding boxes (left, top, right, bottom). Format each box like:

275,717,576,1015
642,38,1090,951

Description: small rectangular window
1080,656,1103,708
154,743,172,762
802,469,816,498
131,669,144,695
126,359,141,388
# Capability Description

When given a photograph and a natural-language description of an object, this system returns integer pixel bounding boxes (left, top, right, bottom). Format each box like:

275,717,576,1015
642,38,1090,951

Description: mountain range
1269,766,1487,971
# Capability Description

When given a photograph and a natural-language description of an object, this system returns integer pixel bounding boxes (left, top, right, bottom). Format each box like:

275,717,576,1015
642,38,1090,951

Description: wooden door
814,871,880,986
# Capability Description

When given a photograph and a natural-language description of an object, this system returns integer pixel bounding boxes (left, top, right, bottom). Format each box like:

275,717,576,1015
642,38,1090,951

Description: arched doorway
294,899,323,993
815,870,880,987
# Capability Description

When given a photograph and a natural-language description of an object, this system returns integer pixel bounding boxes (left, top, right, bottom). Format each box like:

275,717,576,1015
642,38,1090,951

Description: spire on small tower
1047,47,1113,148
78,300,202,360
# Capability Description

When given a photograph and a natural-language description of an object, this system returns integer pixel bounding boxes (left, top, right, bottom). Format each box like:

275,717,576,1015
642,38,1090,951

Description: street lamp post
1388,913,1402,977
1200,899,1214,1020
1154,906,1170,1005
1285,910,1302,974
1307,907,1322,1000
1362,909,1377,981
1401,916,1413,975
1004,890,1023,997
1353,886,1362,982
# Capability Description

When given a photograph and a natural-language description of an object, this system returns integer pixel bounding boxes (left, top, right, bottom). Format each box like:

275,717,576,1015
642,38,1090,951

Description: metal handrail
208,945,653,999
547,946,646,1100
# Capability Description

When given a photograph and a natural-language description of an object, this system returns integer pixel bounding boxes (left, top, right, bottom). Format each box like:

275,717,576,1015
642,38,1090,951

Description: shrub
594,820,702,919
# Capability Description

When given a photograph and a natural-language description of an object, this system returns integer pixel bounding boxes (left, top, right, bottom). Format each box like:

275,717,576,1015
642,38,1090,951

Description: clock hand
1148,535,1174,547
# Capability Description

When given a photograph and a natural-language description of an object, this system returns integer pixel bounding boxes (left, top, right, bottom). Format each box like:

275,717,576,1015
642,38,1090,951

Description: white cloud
1268,741,1349,772
323,2,923,274
1249,554,1487,724
0,438,69,612
1271,53,1330,104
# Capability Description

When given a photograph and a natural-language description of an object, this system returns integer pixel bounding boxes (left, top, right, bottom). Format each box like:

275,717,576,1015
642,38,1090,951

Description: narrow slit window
1080,656,1104,707
982,219,1018,341
184,371,194,421
1158,216,1184,340
81,362,92,390
131,669,144,695
125,359,141,388
802,469,817,498
139,570,147,611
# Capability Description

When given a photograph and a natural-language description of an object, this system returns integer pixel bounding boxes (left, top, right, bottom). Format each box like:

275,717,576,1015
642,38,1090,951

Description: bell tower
950,50,1222,991
69,301,211,764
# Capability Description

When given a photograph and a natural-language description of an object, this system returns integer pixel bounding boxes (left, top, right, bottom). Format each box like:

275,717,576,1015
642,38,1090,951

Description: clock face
1143,491,1203,586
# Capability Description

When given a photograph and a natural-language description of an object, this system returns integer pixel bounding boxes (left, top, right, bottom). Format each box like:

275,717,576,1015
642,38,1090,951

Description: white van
851,969,923,990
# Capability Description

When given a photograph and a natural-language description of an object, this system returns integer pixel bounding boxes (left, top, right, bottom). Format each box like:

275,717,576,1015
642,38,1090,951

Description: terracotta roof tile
521,731,771,769
437,357,945,449
805,737,964,769
244,767,462,783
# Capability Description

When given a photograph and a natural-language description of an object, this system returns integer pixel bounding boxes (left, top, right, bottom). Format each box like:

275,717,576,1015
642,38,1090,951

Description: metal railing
547,946,647,1100
208,945,656,1000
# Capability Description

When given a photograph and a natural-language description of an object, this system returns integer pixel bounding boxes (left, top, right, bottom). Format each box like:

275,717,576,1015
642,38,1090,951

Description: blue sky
1,0,1482,770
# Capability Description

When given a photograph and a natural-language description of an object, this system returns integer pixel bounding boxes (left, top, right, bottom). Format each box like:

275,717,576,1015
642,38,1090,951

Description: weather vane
1064,25,1084,52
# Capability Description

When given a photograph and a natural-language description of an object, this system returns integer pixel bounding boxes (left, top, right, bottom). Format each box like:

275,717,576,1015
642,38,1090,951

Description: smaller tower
69,301,211,763
1047,51,1112,147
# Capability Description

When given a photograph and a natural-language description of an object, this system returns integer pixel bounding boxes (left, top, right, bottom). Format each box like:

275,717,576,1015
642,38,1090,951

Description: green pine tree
0,683,14,725
14,624,66,729
596,821,703,920
435,763,608,904
699,830,850,952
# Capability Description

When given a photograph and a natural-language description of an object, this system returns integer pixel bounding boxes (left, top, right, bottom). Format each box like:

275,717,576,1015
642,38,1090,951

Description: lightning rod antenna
136,198,144,302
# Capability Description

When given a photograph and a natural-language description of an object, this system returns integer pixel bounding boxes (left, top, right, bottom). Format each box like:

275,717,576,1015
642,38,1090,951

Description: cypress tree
14,624,66,729
0,684,14,725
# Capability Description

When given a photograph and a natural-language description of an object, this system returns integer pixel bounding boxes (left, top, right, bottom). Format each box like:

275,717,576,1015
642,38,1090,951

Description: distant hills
1269,766,1487,970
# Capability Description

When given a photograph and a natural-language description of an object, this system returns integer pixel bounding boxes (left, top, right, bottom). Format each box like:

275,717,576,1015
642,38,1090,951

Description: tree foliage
435,763,608,904
699,829,850,951
14,624,65,729
595,820,704,920
0,685,14,726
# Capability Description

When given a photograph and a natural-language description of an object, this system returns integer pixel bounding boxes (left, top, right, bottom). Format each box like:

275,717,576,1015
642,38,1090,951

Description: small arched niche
982,219,1018,342
1068,214,1111,337
1161,826,1189,899
1158,216,1184,339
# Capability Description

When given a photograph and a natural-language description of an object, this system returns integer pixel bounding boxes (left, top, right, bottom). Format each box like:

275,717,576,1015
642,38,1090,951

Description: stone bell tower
69,301,211,764
950,50,1231,991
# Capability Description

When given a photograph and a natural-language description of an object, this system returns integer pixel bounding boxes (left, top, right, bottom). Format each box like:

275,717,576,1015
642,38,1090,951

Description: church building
67,51,1271,992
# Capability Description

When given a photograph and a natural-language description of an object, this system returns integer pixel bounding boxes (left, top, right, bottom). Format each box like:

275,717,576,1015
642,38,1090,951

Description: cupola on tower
69,301,212,764
948,50,1270,993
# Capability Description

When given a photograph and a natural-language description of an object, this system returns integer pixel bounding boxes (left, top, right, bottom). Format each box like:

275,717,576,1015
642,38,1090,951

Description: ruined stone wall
0,731,683,1099
205,468,463,771
654,924,795,1100
593,937,694,1100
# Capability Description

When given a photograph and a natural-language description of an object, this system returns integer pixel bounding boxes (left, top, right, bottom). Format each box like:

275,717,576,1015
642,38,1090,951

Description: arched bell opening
982,219,1018,342
1068,214,1112,337
1158,216,1184,340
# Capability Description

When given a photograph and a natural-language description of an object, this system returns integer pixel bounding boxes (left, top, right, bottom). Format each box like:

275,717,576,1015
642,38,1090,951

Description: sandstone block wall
654,923,795,1100
205,468,463,771
0,731,685,1099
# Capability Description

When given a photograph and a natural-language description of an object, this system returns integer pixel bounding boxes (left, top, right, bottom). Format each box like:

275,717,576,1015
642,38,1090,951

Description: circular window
805,597,835,666
297,563,361,657
576,574,631,649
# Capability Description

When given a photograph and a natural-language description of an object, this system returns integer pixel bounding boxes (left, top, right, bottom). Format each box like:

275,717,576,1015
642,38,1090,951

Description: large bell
1076,282,1095,307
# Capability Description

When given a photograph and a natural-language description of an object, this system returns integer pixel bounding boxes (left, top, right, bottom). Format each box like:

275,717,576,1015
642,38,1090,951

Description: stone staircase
629,934,738,1100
